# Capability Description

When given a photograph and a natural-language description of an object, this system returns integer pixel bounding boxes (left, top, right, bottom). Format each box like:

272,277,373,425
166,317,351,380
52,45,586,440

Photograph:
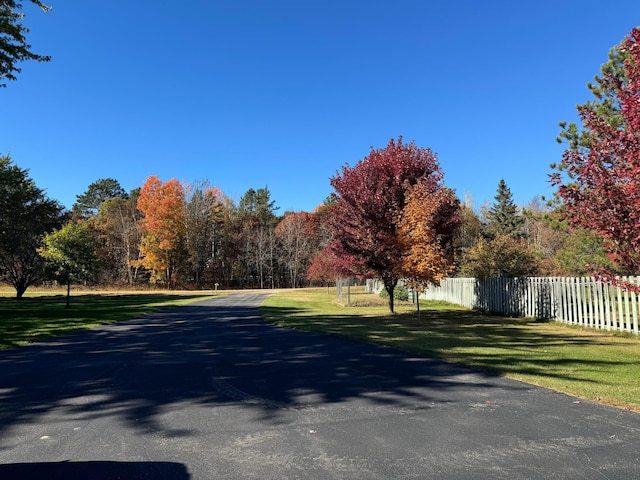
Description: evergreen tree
238,186,279,227
485,179,523,238
237,186,279,288
0,154,63,297
556,39,627,152
73,178,127,218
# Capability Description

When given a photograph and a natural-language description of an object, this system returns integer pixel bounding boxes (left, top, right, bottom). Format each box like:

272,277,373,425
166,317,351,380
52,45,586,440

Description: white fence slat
596,280,605,329
632,278,639,335
571,278,579,325
576,278,585,326
589,278,597,329
622,277,630,332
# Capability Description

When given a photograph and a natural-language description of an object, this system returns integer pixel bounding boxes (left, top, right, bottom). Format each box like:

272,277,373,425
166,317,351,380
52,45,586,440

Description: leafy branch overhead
0,0,51,87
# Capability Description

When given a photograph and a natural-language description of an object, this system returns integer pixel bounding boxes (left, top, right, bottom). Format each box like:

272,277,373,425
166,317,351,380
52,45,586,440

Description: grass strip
0,291,213,350
260,287,640,412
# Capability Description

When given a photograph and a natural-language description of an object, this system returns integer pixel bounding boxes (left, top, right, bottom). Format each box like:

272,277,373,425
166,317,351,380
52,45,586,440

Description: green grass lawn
0,289,214,350
260,287,640,412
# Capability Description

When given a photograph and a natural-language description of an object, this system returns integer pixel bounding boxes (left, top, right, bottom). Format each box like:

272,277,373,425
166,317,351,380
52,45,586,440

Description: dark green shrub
379,284,409,301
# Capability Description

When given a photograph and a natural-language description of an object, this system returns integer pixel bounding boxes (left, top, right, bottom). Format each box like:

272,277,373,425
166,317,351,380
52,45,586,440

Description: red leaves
307,247,342,285
329,137,458,310
554,27,640,275
330,137,442,262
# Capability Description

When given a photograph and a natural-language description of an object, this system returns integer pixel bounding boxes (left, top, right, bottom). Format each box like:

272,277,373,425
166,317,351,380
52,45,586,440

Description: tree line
0,142,618,307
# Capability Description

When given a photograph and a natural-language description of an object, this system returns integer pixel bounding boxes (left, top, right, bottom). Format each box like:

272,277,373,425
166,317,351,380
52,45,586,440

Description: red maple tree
307,246,342,287
551,27,640,285
329,137,457,312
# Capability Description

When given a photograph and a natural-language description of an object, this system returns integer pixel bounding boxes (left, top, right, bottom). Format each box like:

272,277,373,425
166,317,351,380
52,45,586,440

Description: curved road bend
0,292,639,479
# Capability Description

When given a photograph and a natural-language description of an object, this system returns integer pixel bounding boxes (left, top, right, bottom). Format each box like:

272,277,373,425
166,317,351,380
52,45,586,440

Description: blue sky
3,0,640,213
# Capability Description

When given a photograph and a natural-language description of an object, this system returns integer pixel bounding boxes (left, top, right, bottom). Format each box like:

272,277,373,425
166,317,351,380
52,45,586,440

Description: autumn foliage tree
330,137,459,313
551,27,640,281
305,200,342,288
307,247,341,288
398,181,459,293
135,176,186,287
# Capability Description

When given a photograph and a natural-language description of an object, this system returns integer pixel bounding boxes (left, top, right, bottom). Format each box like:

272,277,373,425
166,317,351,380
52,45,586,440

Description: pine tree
73,178,127,218
0,154,63,297
556,40,627,152
485,179,523,238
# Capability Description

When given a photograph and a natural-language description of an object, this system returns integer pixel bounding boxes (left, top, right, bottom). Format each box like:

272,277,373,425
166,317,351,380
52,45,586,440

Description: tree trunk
15,285,26,300
66,279,71,308
384,279,397,313
14,277,29,299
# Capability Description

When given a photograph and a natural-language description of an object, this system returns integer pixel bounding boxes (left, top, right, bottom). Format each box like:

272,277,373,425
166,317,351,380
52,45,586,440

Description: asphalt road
0,292,639,479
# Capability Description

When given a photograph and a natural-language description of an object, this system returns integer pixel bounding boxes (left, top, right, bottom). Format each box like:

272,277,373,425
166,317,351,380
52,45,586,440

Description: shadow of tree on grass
0,294,210,349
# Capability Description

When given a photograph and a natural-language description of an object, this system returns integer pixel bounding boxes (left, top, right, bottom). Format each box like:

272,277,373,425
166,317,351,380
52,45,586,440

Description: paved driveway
0,293,639,479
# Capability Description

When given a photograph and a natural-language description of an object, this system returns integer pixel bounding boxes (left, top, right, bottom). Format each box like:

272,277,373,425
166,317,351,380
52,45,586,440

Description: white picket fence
365,277,640,335
417,277,640,335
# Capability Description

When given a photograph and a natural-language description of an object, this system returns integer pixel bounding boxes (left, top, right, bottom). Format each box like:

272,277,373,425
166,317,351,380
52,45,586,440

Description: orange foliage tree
135,176,186,287
398,181,460,295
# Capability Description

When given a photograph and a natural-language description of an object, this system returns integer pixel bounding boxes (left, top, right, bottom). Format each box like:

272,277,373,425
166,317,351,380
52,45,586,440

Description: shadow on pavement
0,294,522,436
0,460,189,479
